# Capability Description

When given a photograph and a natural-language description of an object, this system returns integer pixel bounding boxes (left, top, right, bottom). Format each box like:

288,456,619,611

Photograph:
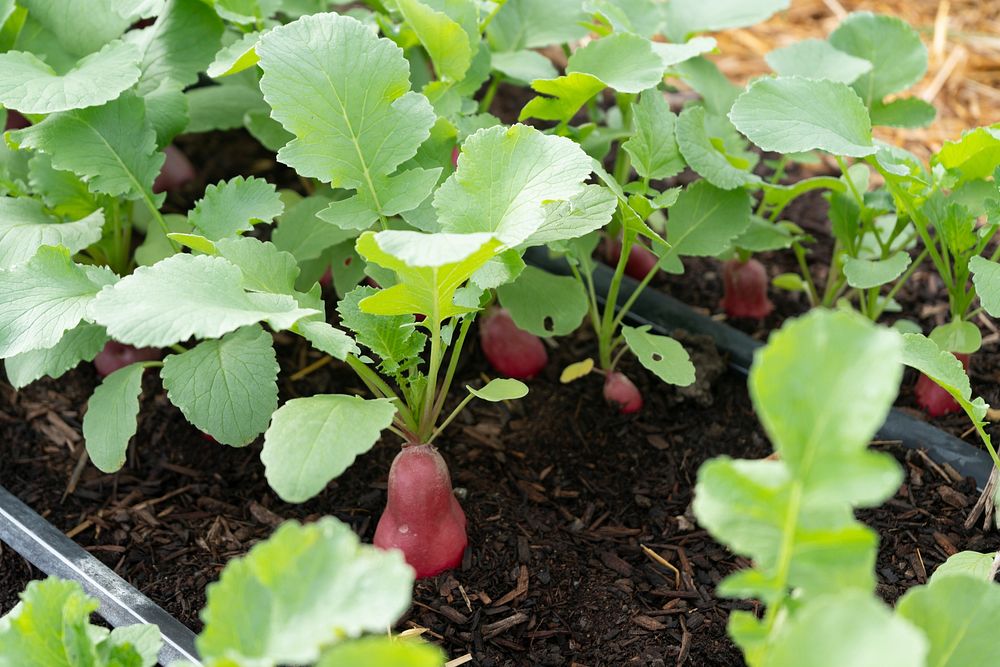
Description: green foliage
764,38,872,84
188,176,284,240
257,13,435,222
4,323,108,389
621,325,694,386
665,0,789,39
676,105,760,189
197,518,415,664
496,266,588,337
161,325,279,447
729,76,875,157
828,12,927,106
434,124,594,245
842,251,911,289
468,377,529,402
83,362,147,473
0,41,141,114
622,90,684,181
337,286,426,374
0,198,103,270
0,578,160,667
970,256,1000,317
664,180,752,260
261,395,398,502
89,253,316,347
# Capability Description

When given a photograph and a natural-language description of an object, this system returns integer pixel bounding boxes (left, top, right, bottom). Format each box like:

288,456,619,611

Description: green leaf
257,13,435,220
83,362,146,472
189,176,284,240
749,310,903,501
677,105,760,190
526,185,618,247
664,180,752,259
930,551,997,583
901,334,989,432
0,40,141,114
842,251,911,289
970,256,1000,317
161,325,278,447
185,80,267,133
434,124,593,245
487,0,588,51
5,323,108,389
565,32,667,94
929,320,982,355
297,319,359,361
356,231,500,322
729,76,875,157
665,0,789,39
468,378,529,402
0,578,150,667
490,50,557,83
102,625,160,667
271,194,357,263
396,0,473,82
496,266,588,336
26,153,98,219
18,0,131,57
518,72,606,123
764,593,927,667
733,217,795,252
357,230,500,323
130,0,224,93
9,94,164,201
316,637,445,667
622,325,695,386
261,396,397,502
0,197,103,270
337,286,425,374
764,38,872,84
144,80,188,148
213,237,300,296
89,253,317,347
197,518,413,663
870,97,936,129
622,89,684,181
897,575,1000,667
0,246,114,358
829,11,927,106
673,56,741,116
935,126,1000,181
206,30,262,78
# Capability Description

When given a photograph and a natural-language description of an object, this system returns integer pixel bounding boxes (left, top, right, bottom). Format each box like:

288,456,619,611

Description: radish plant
0,518,445,667
694,309,1000,666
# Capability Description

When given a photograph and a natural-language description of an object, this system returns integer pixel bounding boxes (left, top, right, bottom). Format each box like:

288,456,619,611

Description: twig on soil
62,447,90,501
444,655,474,667
965,466,999,531
290,355,332,381
641,544,681,589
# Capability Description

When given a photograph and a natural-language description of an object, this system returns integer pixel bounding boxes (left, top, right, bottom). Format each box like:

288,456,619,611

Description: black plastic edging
0,485,201,666
525,248,995,490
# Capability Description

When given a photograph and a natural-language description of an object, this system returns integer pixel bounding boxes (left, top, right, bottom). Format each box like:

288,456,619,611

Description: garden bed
0,318,992,665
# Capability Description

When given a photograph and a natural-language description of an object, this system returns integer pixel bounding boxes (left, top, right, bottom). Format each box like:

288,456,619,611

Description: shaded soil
1,324,994,666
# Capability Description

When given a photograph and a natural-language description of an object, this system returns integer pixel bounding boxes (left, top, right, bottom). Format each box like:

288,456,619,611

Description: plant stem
479,74,502,114
598,232,632,369
792,242,820,307
611,93,636,185
426,393,474,445
346,355,419,434
430,316,473,424
419,317,444,441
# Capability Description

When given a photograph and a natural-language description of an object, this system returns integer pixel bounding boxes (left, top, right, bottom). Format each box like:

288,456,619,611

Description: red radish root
480,308,547,379
604,371,643,414
374,444,468,579
4,110,29,130
153,145,196,194
720,258,774,320
915,353,969,417
94,342,161,378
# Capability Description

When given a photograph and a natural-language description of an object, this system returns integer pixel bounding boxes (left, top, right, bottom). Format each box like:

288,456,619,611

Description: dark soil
1,323,993,666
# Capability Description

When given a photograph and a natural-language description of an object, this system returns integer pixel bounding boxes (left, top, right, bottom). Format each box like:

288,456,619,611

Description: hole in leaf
543,316,555,333
652,353,663,362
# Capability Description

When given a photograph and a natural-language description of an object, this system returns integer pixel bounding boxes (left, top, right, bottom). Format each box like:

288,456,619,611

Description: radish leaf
971,256,1000,317
162,325,278,446
337,286,425,374
0,198,103,269
4,323,108,389
497,266,588,336
729,76,876,157
676,105,761,190
316,637,445,667
764,38,872,84
189,176,284,240
829,12,927,106
622,325,695,386
83,362,146,472
261,396,397,503
843,251,911,289
664,180,752,259
468,378,528,402
622,89,685,181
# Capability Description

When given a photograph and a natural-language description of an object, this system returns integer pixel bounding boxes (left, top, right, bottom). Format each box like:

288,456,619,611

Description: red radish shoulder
915,353,969,418
374,444,467,579
94,342,161,378
153,145,196,194
480,308,547,379
603,371,643,414
605,238,659,281
720,258,773,320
